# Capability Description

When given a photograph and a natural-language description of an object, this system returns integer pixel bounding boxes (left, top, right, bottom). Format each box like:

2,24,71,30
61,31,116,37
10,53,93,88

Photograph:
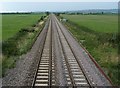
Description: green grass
2,14,43,41
60,14,119,85
2,13,46,76
0,14,2,41
61,14,118,33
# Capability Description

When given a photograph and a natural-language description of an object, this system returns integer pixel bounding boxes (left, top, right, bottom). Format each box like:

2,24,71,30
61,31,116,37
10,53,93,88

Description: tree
102,12,104,14
46,12,49,15
56,13,60,16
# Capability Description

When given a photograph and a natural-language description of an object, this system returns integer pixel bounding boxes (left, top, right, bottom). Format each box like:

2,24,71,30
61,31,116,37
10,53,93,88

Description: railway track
54,17,91,86
32,17,55,86
32,14,112,87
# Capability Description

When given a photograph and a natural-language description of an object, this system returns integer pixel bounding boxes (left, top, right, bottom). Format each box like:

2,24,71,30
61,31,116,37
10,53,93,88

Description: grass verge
2,14,44,41
59,15,120,85
2,15,47,76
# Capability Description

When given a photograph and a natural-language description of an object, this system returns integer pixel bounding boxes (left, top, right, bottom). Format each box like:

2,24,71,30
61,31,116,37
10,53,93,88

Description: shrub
20,27,35,32
2,39,18,56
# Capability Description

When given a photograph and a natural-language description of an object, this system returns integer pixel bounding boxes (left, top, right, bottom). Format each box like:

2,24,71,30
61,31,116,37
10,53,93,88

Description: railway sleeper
35,83,48,86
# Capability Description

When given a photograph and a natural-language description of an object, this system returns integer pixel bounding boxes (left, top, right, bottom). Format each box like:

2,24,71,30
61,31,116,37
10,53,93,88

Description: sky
0,2,119,12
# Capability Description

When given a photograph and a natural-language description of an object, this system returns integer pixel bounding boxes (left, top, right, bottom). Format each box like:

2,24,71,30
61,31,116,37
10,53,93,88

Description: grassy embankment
2,13,46,76
2,14,43,40
0,14,2,77
61,14,119,85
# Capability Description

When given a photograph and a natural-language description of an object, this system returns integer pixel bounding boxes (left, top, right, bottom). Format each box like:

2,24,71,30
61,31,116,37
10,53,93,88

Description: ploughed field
61,14,119,85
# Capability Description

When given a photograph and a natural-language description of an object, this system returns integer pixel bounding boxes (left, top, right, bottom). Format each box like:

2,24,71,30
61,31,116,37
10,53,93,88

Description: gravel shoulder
2,19,49,86
56,16,111,86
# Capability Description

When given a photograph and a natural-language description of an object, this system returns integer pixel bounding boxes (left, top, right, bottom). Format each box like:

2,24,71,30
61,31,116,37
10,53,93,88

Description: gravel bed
2,20,49,86
2,15,112,87
57,17,111,86
52,19,68,86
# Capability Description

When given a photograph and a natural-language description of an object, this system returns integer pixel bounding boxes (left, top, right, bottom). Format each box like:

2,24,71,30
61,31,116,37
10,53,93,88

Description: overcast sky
0,2,118,12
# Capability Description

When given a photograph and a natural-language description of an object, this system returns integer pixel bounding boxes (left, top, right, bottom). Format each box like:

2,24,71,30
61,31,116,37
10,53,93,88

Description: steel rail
32,17,52,87
57,15,113,86
54,15,93,87
48,17,52,87
54,18,76,87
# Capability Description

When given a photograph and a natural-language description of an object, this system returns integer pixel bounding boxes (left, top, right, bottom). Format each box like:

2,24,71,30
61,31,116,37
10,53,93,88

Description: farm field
2,13,46,76
2,14,43,41
61,14,118,33
61,14,119,85
0,15,1,41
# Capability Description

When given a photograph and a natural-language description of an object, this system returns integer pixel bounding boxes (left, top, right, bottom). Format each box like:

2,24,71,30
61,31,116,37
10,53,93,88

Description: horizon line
1,8,118,13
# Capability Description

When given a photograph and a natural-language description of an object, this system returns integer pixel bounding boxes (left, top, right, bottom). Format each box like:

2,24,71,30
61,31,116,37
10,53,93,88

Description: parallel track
54,17,91,87
32,18,55,87
32,14,112,87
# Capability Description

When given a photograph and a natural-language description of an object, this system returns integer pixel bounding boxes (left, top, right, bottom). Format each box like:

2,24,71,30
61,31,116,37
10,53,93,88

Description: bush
2,40,18,56
20,27,35,32
32,24,36,27
40,16,44,21
2,27,35,56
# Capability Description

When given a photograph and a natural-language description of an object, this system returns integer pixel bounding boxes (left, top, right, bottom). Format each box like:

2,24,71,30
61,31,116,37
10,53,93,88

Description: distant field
2,14,43,41
61,14,119,84
2,13,46,76
0,15,2,41
62,14,118,33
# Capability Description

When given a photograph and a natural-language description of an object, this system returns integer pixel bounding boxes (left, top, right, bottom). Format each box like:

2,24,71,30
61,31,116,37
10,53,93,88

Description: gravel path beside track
2,19,50,86
2,14,112,87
